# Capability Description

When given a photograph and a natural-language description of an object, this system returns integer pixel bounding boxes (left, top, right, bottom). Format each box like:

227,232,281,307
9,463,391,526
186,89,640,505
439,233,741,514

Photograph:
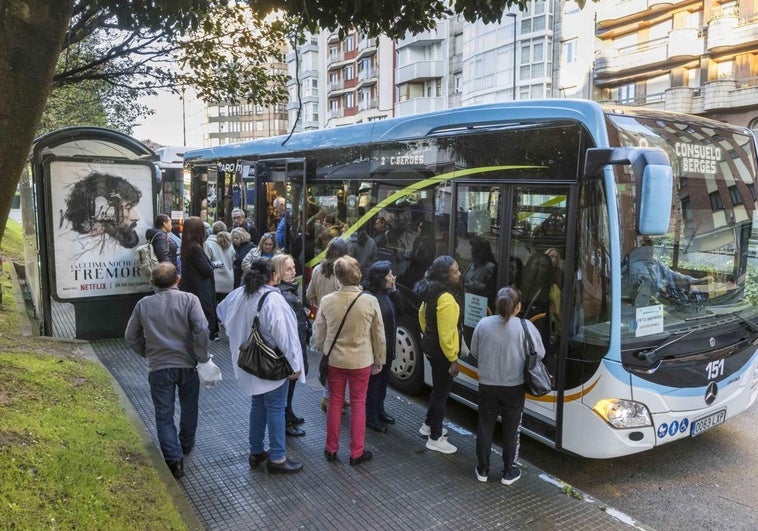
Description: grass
0,218,191,529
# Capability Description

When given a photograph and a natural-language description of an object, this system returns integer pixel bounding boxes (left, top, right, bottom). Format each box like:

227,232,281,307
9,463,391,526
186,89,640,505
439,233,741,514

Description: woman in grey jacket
470,286,545,486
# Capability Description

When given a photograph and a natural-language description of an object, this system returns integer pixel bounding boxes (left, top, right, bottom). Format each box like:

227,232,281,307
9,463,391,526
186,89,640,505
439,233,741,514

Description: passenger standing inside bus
231,228,254,288
306,237,349,411
204,221,235,302
272,254,310,437
362,261,403,433
415,255,462,454
471,287,545,486
274,196,289,252
314,256,385,466
231,208,260,245
179,217,219,341
147,214,177,267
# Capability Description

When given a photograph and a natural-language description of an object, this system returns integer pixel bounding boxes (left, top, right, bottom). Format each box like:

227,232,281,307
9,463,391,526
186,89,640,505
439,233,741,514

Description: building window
709,190,724,211
344,35,355,52
344,92,354,109
344,64,355,80
562,39,577,64
618,84,636,104
728,185,743,205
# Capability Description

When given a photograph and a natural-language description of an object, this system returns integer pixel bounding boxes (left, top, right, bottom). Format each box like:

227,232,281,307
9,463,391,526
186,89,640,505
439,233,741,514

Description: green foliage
745,265,758,305
1,219,23,262
0,350,187,529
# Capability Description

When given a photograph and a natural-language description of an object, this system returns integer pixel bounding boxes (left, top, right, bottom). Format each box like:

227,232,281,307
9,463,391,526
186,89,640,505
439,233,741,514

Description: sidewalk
54,300,649,530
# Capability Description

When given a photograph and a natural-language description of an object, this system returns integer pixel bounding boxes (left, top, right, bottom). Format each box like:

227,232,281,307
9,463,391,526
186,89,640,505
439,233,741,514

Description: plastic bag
197,356,223,388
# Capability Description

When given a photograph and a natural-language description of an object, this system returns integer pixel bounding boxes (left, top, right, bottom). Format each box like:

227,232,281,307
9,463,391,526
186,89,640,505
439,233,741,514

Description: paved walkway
53,300,649,530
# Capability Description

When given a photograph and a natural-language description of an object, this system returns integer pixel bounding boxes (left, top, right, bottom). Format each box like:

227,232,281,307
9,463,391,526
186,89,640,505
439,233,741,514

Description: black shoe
267,458,303,474
167,459,184,479
349,450,373,466
285,424,306,437
378,412,395,425
182,444,194,456
366,421,387,433
289,413,305,425
248,451,269,469
324,450,337,462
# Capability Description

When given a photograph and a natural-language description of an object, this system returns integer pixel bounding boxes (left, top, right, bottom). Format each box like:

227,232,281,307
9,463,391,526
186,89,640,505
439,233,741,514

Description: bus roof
183,99,747,164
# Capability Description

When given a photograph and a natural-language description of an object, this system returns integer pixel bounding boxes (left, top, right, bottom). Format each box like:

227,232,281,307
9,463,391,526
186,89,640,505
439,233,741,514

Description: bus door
237,159,258,226
254,158,307,273
454,182,572,415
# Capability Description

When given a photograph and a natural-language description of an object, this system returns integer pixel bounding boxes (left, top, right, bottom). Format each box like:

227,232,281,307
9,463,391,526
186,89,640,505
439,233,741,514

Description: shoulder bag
318,292,363,386
520,318,552,396
237,290,294,380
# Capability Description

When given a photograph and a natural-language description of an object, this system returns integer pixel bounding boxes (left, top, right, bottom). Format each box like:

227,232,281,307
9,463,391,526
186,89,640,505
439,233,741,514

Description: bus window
455,184,501,351
511,186,569,353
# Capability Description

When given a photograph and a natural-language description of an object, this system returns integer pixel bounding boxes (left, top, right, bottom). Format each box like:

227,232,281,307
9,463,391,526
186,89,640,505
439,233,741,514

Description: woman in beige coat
314,256,385,466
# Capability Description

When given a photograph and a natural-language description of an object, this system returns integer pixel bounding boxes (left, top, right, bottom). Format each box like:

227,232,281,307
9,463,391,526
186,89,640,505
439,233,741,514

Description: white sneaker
475,466,488,482
425,436,457,454
418,423,448,437
501,466,521,486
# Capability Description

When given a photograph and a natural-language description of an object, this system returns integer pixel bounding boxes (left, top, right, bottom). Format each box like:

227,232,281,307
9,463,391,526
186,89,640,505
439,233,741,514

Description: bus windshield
607,113,758,346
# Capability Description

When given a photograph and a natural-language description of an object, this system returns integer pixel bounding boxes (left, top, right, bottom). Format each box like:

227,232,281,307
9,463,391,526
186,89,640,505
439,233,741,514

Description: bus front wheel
389,314,425,395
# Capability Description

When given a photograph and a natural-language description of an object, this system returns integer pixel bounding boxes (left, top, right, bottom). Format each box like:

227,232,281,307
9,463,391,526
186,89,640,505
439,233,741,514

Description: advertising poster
49,159,155,299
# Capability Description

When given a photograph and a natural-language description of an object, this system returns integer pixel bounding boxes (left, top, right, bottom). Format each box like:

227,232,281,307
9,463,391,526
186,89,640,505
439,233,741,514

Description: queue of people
127,215,546,486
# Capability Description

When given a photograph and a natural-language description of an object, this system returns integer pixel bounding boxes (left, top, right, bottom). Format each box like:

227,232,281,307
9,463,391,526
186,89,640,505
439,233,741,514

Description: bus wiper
637,329,697,364
731,312,758,334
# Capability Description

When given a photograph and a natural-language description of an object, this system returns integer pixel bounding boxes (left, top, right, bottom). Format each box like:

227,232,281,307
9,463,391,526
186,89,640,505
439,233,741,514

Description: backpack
134,233,160,279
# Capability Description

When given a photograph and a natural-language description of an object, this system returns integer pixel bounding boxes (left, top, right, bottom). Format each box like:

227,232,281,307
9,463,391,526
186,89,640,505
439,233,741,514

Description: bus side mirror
638,164,672,235
583,147,673,235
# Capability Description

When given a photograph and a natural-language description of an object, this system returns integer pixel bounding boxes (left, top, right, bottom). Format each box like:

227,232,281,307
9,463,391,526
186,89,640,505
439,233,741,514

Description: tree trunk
0,0,73,245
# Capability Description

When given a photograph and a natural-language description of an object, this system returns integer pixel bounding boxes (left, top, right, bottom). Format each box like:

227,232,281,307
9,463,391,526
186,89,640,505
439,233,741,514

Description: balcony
357,97,378,111
328,80,344,93
664,86,697,114
395,97,445,117
396,21,448,49
597,0,679,26
594,37,667,79
327,52,345,67
667,28,704,59
357,38,378,59
328,107,344,119
707,15,758,52
396,60,445,84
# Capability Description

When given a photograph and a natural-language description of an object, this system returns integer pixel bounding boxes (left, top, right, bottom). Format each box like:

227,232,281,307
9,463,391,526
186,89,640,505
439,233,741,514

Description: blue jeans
148,367,200,463
249,381,288,461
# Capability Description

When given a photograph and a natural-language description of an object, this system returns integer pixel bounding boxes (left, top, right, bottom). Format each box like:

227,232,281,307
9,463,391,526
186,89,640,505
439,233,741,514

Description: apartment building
286,33,321,133
594,0,758,129
202,60,290,146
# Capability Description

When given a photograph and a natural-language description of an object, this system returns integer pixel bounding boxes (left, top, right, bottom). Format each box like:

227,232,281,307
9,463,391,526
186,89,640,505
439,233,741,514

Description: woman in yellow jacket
415,255,462,454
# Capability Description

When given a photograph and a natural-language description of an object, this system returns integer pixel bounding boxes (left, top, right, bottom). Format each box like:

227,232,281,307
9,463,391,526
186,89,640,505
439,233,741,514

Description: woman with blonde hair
241,232,277,271
314,256,385,466
204,221,235,302
272,254,310,436
230,227,254,288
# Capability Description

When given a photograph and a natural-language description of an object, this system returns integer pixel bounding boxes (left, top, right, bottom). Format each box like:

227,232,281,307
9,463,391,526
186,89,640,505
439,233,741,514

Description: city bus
183,99,758,458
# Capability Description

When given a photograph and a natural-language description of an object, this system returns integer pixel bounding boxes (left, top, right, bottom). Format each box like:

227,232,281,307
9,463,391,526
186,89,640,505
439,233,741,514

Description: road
435,392,758,530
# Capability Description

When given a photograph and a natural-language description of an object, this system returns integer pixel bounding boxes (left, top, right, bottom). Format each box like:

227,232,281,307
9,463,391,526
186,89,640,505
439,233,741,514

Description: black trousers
366,361,391,424
424,353,454,440
476,383,524,474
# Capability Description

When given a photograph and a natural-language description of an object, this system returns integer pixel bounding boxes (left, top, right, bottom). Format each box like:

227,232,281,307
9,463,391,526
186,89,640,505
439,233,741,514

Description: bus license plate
690,409,726,437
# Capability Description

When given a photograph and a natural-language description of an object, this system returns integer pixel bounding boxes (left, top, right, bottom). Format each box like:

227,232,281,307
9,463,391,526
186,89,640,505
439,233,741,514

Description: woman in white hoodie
204,221,235,302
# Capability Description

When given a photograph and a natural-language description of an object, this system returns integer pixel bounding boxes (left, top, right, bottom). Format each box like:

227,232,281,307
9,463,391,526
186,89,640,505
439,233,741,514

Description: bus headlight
593,399,652,429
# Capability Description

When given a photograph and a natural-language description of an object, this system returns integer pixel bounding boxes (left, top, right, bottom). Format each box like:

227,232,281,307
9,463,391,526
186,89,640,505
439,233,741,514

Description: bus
183,99,758,458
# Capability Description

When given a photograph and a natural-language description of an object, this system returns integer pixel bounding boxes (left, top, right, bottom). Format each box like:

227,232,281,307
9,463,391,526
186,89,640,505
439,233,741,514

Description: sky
131,90,185,146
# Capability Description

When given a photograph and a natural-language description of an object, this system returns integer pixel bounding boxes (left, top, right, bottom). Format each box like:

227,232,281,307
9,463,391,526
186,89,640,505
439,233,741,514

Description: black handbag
237,290,293,380
318,292,363,386
520,318,552,396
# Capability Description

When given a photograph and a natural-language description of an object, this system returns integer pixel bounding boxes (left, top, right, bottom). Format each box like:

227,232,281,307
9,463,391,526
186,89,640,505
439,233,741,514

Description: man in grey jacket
125,262,209,479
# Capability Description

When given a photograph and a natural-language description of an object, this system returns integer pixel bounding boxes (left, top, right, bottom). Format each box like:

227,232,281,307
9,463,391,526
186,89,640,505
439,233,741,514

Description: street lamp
506,12,518,100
